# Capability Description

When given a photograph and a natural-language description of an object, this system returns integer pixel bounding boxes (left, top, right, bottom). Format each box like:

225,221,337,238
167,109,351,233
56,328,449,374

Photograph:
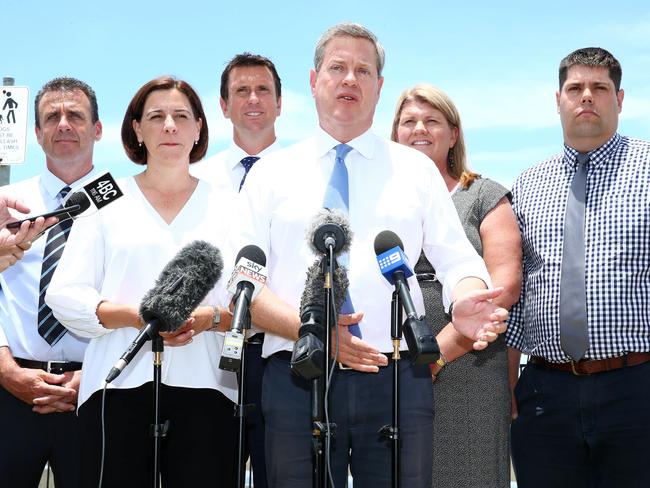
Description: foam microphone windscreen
65,191,92,218
374,230,404,255
300,259,349,316
236,244,267,266
139,240,223,332
307,208,353,256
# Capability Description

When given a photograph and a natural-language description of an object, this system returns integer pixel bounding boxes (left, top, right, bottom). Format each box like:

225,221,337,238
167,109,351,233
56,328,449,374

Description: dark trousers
0,385,82,488
511,360,650,488
244,341,268,488
78,382,237,488
263,354,433,488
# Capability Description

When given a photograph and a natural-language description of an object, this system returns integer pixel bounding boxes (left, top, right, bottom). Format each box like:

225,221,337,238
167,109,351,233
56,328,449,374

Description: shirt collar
563,133,621,169
314,126,376,161
40,166,96,202
227,139,282,171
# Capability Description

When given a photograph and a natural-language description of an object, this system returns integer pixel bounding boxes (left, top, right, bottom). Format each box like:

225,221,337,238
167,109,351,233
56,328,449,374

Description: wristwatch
209,306,221,331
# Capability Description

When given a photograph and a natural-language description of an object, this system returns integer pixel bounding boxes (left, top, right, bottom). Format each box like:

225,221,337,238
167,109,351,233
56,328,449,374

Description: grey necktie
559,153,590,361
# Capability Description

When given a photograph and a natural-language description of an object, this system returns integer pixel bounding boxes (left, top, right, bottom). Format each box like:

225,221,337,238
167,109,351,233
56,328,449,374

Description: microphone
374,230,439,364
219,245,268,372
307,208,353,256
105,240,223,383
290,259,349,380
7,172,124,242
5,192,88,229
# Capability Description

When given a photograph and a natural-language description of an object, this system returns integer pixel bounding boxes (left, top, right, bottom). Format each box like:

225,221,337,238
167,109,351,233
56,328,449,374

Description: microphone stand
312,249,337,488
379,274,403,488
235,310,252,488
379,288,403,487
150,332,169,488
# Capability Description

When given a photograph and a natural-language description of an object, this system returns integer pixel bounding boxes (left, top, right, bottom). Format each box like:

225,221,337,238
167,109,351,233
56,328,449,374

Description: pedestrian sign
0,86,29,164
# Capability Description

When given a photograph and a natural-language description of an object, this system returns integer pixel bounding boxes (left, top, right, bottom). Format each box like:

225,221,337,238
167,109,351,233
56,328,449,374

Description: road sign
0,85,29,164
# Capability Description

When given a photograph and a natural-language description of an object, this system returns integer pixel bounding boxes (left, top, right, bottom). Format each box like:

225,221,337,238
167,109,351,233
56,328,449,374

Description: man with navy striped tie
191,52,282,488
0,77,102,488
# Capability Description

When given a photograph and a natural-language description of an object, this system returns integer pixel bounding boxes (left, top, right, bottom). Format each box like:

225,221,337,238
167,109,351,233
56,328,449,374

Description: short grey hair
313,22,385,76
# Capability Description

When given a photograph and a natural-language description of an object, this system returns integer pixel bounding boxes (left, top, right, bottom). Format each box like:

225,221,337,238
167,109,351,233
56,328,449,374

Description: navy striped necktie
37,186,73,345
239,156,260,191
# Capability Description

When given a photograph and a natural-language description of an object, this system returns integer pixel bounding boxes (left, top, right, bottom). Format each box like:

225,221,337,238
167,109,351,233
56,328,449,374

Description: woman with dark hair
391,84,521,488
46,76,237,487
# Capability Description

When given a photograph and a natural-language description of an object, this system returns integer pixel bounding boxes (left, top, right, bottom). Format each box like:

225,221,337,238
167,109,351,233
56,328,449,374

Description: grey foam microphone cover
300,259,349,316
306,208,353,256
139,240,223,332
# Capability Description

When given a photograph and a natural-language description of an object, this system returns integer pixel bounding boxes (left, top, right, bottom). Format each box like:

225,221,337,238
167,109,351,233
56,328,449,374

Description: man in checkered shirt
507,47,650,488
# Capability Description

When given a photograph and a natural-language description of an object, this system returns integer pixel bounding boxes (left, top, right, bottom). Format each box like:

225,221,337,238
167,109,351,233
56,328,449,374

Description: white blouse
46,177,238,407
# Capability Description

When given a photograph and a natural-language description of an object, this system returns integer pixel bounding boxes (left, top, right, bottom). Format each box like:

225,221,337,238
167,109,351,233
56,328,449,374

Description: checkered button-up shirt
506,133,650,362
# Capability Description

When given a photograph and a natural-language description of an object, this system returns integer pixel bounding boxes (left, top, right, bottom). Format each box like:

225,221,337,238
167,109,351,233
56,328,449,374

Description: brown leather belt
529,352,650,375
15,357,82,375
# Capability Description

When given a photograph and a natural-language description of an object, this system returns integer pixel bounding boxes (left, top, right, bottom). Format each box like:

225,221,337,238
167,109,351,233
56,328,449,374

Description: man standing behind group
232,23,508,487
0,77,102,488
192,52,282,488
507,48,650,488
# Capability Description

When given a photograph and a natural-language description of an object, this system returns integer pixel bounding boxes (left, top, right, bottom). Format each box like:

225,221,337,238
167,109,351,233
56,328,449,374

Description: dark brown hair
121,76,209,164
220,53,282,102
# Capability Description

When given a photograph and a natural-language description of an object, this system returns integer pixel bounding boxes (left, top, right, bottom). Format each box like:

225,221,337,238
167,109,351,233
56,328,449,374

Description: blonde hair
391,83,479,188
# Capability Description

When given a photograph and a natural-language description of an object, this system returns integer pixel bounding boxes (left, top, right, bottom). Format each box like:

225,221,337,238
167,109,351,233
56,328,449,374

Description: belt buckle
569,360,589,376
46,360,67,374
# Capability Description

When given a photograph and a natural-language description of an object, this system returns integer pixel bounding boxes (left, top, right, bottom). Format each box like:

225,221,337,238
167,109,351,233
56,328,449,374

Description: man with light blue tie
0,77,101,488
231,23,509,487
192,52,282,488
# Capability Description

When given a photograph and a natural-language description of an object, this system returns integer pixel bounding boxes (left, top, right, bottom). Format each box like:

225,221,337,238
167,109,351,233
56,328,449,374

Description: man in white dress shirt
0,77,101,488
232,23,509,487
192,52,282,488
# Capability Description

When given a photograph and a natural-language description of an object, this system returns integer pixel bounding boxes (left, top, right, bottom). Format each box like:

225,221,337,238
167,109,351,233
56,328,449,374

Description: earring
138,141,143,147
448,152,455,170
194,140,199,145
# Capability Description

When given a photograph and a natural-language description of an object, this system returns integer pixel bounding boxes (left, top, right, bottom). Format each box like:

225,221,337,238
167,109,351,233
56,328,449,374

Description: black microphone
219,245,268,372
105,240,223,383
307,208,353,256
290,259,349,380
374,230,439,364
5,192,88,229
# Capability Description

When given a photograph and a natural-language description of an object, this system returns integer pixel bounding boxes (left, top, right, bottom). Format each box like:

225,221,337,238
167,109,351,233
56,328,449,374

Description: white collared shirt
46,177,238,407
191,140,282,192
0,168,95,361
230,127,490,358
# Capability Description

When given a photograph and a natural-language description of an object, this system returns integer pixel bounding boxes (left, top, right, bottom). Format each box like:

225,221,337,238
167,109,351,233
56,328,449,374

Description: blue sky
3,0,650,188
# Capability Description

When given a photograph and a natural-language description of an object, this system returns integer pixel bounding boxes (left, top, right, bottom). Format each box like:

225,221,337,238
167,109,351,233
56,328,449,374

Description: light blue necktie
559,153,590,361
323,144,361,338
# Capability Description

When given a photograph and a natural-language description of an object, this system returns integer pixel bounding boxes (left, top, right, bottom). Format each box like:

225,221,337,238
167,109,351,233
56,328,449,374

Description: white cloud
276,89,317,143
470,145,560,189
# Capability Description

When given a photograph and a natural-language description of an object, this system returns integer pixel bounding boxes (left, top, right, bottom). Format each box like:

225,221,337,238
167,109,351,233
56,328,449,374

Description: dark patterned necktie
239,156,260,192
37,186,73,345
559,153,590,361
323,144,360,337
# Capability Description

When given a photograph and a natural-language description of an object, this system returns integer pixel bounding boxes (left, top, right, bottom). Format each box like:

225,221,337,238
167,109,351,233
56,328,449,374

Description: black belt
247,333,265,345
15,357,82,375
